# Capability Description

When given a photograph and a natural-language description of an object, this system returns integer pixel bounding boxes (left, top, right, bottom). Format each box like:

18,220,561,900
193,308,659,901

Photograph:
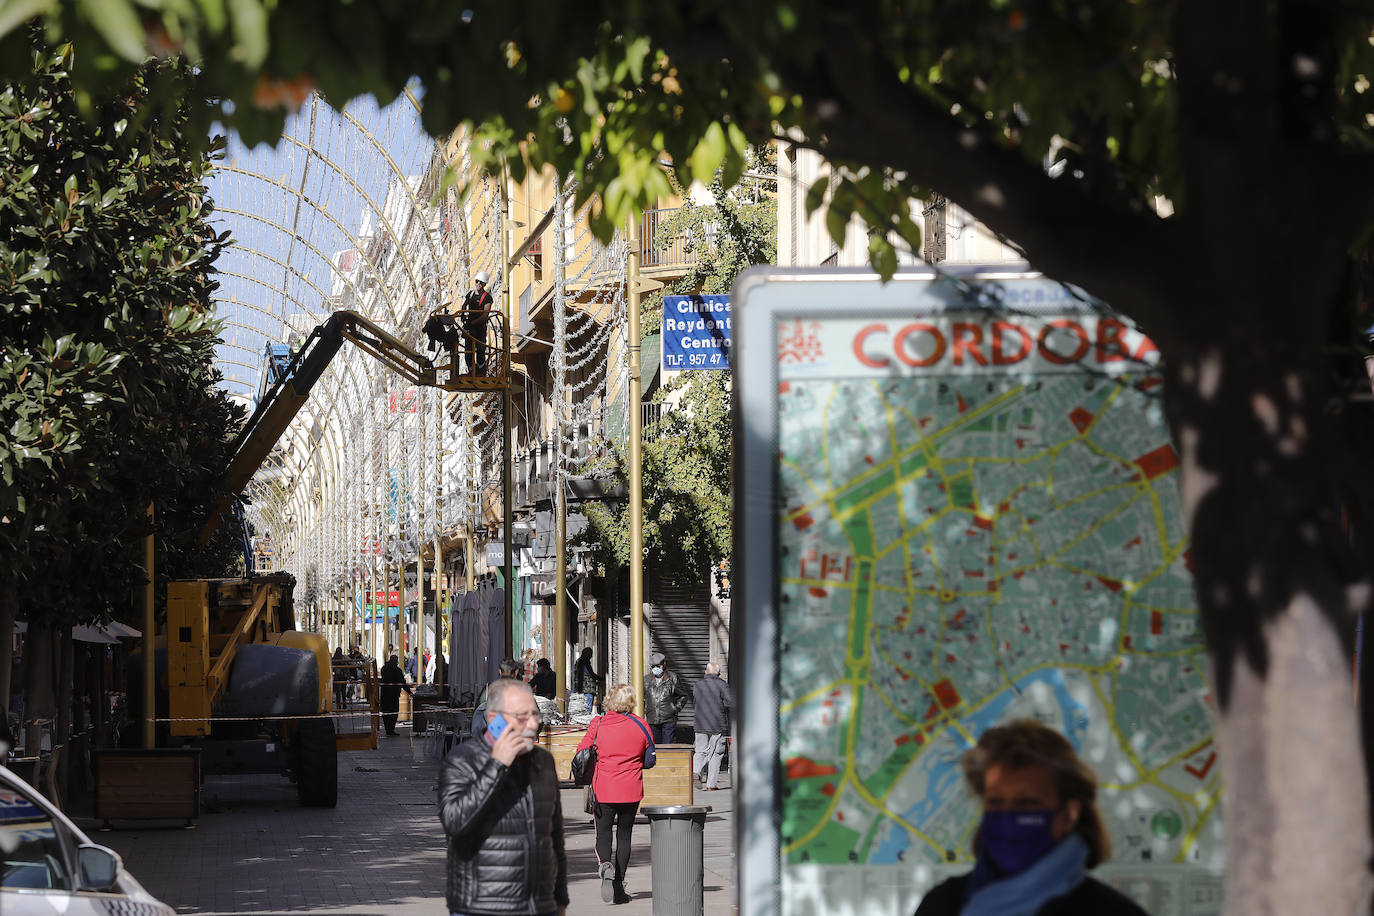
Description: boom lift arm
200,309,507,545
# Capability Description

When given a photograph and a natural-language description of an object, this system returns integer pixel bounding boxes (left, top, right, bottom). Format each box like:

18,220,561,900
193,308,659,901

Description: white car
1,763,175,915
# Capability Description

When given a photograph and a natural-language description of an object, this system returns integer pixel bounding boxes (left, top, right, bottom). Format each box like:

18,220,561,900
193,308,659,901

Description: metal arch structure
207,87,640,670
207,89,485,657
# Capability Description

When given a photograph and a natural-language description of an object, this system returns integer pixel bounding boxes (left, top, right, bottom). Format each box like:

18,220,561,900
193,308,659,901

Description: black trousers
595,800,639,881
463,320,486,374
380,697,400,735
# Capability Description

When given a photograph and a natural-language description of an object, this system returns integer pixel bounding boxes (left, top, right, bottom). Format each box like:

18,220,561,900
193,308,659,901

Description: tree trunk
22,623,54,759
54,629,73,806
0,587,15,744
1166,330,1374,913
93,646,107,748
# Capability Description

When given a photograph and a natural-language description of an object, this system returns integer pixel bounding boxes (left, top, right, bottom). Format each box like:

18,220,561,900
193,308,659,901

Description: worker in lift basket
461,270,495,376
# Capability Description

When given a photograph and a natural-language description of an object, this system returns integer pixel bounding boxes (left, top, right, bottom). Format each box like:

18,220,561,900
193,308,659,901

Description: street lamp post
627,215,645,717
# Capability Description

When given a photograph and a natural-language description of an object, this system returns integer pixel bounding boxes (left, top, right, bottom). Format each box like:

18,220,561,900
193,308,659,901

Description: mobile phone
486,712,508,742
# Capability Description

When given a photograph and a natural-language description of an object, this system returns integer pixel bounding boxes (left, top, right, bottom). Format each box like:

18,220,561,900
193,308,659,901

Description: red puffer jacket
575,711,654,803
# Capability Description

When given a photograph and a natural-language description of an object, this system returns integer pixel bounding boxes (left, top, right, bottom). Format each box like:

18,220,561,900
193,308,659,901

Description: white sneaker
600,862,615,903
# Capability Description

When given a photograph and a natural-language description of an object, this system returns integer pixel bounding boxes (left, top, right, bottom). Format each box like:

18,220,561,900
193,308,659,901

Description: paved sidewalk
82,725,735,915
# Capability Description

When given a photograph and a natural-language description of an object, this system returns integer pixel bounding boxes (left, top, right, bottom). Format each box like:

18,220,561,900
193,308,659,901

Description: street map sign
663,293,731,369
733,268,1223,916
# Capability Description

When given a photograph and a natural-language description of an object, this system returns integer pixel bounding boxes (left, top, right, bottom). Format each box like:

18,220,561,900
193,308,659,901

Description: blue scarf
960,833,1088,916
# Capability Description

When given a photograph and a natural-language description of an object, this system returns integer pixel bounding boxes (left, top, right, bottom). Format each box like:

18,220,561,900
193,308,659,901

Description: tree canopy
5,3,1372,307
0,41,242,627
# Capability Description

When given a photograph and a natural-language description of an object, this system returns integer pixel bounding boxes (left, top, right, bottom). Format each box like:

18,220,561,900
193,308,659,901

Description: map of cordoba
775,317,1222,897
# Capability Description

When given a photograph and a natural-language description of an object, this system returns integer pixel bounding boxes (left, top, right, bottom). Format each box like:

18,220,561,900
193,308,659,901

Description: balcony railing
641,208,695,269
642,402,663,441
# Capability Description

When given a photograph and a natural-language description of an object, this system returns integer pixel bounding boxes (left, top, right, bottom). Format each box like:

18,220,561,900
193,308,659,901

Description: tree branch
776,29,1186,343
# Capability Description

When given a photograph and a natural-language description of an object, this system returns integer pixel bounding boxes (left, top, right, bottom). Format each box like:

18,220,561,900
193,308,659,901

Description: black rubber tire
296,717,338,807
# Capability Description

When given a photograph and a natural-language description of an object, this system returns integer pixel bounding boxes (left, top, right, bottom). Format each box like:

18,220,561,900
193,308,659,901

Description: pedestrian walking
573,647,602,714
378,654,412,737
573,683,655,905
643,651,690,744
433,648,448,691
914,719,1148,916
460,270,494,376
405,648,419,681
471,658,524,739
529,658,556,700
691,662,733,790
330,647,349,709
348,644,365,703
438,677,568,916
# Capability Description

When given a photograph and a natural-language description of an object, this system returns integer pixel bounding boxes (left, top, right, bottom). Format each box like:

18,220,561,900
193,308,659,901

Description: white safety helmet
473,270,490,285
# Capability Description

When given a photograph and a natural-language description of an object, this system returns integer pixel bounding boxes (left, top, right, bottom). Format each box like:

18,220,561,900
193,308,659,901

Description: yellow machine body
164,574,373,751
165,575,294,737
273,630,335,714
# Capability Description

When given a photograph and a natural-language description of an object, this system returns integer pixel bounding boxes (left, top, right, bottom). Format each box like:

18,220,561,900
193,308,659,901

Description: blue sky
207,90,437,400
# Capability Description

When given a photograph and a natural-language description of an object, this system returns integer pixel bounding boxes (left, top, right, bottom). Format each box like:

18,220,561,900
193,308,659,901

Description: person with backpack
573,647,602,714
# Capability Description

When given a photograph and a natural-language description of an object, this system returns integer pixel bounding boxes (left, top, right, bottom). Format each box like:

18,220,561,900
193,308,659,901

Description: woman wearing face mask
915,719,1148,916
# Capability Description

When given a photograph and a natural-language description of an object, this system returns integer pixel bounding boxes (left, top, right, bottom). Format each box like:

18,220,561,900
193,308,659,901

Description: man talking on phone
438,677,568,916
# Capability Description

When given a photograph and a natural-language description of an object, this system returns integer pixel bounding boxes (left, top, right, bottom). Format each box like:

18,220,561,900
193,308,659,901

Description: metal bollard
642,804,711,916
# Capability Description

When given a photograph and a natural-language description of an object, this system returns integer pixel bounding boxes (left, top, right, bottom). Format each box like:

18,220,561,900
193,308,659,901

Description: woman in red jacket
575,682,656,904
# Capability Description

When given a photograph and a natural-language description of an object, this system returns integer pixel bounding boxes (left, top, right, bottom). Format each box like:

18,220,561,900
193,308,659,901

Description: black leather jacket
644,671,690,725
438,736,569,914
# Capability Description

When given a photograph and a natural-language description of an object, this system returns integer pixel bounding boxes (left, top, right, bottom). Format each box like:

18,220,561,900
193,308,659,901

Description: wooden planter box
94,748,201,826
642,743,693,808
542,728,694,807
542,726,587,787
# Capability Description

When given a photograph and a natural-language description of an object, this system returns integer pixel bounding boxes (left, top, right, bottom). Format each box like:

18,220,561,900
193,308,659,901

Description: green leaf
868,234,897,280
689,122,727,188
77,0,147,63
825,203,849,248
0,0,52,40
720,123,748,189
196,0,229,34
891,214,922,254
227,0,270,69
805,177,829,215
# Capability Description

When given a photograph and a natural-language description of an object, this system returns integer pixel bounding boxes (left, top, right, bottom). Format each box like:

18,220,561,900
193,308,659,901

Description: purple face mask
978,809,1059,875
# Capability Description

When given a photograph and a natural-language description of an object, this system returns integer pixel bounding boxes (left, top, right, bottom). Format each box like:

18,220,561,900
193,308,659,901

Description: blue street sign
662,294,731,370
363,604,400,624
